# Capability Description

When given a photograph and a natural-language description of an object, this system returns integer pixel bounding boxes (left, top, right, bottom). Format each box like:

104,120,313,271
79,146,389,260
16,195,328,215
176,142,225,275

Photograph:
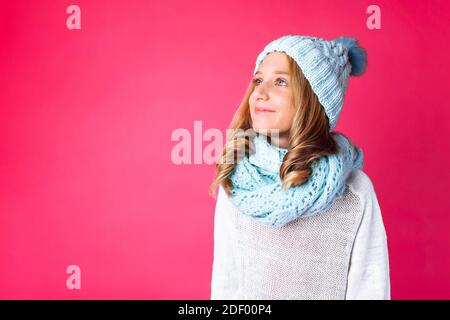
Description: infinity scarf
228,132,364,227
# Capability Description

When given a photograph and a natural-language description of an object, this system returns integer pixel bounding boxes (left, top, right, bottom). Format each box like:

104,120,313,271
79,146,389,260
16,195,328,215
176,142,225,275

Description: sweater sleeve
210,186,239,299
345,175,391,300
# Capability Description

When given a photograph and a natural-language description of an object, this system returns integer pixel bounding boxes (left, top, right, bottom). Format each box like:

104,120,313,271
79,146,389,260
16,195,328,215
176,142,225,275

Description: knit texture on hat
253,35,367,130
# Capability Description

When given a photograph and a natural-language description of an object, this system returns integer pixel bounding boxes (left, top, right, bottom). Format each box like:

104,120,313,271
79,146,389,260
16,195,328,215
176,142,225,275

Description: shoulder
341,169,383,224
215,185,237,215
345,169,386,238
213,185,241,233
345,169,378,202
216,185,230,205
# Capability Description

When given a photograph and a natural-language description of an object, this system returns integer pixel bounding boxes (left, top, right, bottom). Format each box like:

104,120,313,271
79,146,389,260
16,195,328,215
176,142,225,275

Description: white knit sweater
210,169,390,300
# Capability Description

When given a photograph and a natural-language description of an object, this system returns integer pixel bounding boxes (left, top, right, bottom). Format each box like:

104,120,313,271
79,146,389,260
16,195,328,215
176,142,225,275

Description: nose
253,81,269,100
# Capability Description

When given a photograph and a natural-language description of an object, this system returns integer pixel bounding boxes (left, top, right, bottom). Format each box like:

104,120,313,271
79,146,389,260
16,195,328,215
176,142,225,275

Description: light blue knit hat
253,35,367,131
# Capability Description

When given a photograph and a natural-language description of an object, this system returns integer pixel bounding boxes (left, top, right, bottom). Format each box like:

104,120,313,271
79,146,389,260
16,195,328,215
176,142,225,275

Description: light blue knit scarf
228,132,364,227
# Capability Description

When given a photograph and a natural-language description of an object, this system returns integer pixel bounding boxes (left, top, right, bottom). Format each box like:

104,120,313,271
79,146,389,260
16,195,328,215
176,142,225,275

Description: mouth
255,105,275,114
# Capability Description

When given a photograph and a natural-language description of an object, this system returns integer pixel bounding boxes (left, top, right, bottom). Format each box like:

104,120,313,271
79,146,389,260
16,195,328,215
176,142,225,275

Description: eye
277,78,287,86
252,77,287,86
252,78,262,85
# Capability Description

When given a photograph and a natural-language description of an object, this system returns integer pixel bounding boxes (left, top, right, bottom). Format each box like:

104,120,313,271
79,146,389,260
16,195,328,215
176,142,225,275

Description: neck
259,130,290,149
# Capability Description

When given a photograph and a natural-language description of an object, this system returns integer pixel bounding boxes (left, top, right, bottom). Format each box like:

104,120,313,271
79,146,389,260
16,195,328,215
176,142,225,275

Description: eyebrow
255,70,290,75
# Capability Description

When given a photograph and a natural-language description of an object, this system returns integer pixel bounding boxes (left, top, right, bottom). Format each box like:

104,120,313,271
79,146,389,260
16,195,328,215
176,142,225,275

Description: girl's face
249,52,296,135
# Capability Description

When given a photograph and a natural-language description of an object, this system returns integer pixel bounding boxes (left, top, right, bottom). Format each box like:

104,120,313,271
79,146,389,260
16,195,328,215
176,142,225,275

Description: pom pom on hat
333,36,367,76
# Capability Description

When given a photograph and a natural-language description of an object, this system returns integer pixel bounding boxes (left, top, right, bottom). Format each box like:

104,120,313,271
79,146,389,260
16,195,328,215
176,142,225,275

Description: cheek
273,91,292,107
249,92,257,105
275,94,294,114
277,104,296,127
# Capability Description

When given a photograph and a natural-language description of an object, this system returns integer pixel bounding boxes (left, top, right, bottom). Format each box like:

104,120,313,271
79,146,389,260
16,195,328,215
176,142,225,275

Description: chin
252,119,272,129
252,125,278,135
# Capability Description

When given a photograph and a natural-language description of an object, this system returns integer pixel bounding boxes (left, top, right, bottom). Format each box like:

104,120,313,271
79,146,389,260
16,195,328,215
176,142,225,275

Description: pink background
1,0,449,299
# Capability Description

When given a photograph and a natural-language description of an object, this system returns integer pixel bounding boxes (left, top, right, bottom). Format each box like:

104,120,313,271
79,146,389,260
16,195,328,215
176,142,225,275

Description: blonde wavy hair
209,53,340,199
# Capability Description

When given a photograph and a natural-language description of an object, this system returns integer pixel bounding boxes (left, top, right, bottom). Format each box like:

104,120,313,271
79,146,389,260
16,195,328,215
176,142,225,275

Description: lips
255,105,275,113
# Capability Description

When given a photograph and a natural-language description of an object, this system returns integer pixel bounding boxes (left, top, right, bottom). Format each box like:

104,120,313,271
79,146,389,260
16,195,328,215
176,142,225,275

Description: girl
209,35,390,300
